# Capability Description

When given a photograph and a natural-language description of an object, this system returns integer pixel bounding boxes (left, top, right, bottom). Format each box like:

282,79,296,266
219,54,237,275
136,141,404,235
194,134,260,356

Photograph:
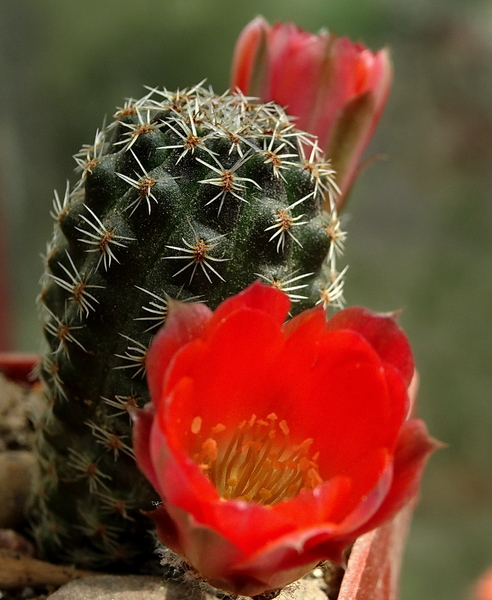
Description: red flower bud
133,282,437,596
231,17,392,209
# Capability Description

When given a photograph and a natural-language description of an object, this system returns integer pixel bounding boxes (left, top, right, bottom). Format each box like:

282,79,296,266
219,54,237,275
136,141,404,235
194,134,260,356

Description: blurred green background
1,1,491,598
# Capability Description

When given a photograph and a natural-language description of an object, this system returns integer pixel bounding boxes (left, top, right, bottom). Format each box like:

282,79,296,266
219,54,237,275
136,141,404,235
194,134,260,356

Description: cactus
30,84,347,572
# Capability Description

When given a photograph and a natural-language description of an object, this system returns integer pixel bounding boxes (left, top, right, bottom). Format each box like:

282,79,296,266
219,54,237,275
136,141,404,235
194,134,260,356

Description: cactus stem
66,448,112,492
76,205,136,271
259,128,298,180
44,306,87,355
160,105,218,162
95,490,137,521
265,207,308,252
113,99,140,119
114,335,148,379
75,511,123,545
41,356,67,400
74,129,107,177
299,141,340,211
50,182,71,225
114,108,162,151
165,233,229,283
135,286,200,333
136,287,202,332
325,213,347,264
197,152,261,214
102,392,143,421
116,149,160,215
316,265,348,310
86,420,134,460
256,270,313,304
48,251,103,317
134,286,169,331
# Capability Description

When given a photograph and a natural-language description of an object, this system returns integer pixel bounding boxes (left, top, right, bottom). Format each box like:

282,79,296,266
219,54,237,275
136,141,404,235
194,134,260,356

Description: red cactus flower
231,17,392,209
133,282,437,597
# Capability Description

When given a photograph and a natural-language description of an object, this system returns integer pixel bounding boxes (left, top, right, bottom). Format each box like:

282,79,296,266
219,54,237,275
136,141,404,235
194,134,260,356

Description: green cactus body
30,85,346,572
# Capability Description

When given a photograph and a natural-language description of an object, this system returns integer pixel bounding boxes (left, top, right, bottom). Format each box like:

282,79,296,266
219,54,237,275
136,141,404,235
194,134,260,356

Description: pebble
46,575,209,600
0,451,37,528
46,573,329,600
0,528,35,556
0,373,32,452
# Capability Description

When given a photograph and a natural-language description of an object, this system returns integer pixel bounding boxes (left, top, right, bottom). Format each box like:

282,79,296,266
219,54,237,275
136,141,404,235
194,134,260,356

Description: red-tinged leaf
338,501,415,600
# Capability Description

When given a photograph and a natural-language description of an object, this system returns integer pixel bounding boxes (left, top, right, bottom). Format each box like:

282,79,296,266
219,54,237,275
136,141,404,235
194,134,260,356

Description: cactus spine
30,85,346,571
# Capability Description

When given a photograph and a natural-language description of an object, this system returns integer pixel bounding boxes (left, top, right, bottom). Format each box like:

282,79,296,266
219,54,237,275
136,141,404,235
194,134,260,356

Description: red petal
324,44,392,202
326,306,414,386
206,280,290,334
162,501,294,597
152,391,222,520
331,449,392,525
169,502,246,588
282,304,326,338
229,543,322,596
167,307,286,431
278,330,406,474
196,499,295,555
145,504,182,555
160,340,205,411
280,306,327,379
282,311,407,463
227,463,390,588
146,299,212,407
313,38,389,143
341,419,441,540
230,17,270,95
267,23,330,131
273,476,352,528
131,403,160,492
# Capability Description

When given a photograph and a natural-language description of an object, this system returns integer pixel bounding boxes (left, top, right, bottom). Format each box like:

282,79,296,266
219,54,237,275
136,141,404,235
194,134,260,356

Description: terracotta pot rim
0,351,39,383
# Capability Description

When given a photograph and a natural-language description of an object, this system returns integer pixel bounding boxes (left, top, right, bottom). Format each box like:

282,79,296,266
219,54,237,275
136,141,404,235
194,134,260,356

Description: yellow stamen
189,413,322,505
211,423,226,434
279,420,290,435
191,416,202,434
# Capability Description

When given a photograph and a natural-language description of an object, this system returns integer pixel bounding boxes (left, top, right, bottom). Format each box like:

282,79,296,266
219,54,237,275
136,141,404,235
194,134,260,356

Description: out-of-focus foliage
1,1,491,599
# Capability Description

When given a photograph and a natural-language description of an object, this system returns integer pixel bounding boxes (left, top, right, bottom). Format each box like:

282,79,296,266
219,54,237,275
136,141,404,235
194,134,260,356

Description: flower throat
189,412,323,505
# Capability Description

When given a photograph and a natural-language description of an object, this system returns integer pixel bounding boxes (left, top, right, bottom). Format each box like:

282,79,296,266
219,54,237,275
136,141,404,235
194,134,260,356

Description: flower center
190,413,323,505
